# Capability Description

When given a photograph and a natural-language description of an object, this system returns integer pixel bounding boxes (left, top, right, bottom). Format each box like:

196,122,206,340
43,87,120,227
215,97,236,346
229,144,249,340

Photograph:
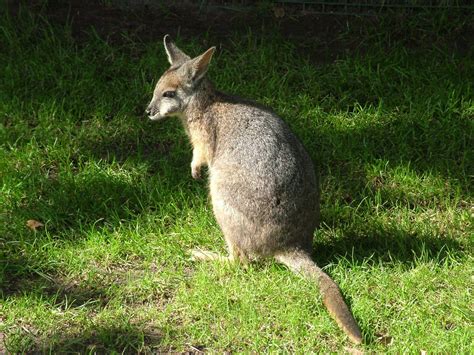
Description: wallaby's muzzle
146,102,164,121
145,104,152,116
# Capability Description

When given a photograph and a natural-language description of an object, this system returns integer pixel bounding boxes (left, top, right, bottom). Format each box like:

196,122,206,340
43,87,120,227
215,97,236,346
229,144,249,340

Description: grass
1,3,473,353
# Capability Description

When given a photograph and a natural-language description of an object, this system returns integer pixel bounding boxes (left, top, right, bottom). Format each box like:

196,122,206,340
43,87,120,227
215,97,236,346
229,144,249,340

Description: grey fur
146,36,363,344
163,34,190,65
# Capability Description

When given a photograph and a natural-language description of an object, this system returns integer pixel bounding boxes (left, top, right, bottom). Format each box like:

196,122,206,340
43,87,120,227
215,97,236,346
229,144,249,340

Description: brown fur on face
146,70,184,120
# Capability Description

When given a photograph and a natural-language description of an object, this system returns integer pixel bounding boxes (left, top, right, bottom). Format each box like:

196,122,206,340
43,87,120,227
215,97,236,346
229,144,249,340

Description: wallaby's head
146,35,216,121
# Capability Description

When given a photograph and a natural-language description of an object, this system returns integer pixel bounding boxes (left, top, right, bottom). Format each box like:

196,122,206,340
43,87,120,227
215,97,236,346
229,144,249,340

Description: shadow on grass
2,117,469,354
44,325,163,354
0,150,202,295
1,247,112,306
290,92,472,198
73,115,469,269
313,226,464,268
6,322,164,353
2,4,471,352
5,151,201,234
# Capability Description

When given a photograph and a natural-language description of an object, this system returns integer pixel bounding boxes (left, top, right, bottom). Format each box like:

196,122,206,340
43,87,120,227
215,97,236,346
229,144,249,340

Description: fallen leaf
26,219,44,231
376,332,394,346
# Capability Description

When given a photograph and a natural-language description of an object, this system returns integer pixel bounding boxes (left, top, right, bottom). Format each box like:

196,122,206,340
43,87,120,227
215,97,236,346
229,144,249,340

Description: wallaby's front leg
191,146,206,179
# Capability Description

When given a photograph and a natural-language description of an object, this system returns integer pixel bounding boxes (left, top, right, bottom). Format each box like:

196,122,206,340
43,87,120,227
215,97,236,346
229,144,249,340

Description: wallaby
146,35,363,344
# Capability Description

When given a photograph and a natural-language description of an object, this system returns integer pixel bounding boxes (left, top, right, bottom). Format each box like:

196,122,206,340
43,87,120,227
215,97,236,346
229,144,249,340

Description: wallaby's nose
145,105,152,116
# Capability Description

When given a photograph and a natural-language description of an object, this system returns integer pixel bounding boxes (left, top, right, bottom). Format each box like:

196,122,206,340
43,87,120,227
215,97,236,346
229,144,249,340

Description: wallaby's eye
163,91,176,98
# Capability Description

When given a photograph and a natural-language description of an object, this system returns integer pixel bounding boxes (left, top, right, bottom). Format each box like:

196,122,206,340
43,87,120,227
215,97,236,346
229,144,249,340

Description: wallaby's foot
190,248,230,262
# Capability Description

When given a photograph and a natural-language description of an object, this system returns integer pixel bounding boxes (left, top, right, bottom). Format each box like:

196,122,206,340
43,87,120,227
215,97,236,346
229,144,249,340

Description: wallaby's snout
145,100,160,120
145,103,153,116
145,100,161,121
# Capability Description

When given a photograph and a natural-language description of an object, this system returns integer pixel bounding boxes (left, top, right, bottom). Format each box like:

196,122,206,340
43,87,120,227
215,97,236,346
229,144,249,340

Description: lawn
1,2,473,353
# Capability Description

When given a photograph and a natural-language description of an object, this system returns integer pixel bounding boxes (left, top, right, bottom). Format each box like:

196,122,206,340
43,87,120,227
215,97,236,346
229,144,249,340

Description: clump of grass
1,4,472,353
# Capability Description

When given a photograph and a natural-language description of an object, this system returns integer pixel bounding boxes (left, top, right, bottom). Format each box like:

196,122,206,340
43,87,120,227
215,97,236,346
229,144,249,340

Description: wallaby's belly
209,114,319,257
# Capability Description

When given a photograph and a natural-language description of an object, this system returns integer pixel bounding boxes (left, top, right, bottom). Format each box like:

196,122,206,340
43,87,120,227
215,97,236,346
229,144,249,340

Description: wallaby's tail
275,250,363,344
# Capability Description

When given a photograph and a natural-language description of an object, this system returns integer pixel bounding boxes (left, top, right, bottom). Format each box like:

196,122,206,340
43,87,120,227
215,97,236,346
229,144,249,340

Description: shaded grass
1,3,473,353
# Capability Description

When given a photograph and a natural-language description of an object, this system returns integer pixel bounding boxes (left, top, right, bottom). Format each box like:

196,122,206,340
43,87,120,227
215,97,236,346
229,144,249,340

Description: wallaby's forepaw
191,165,201,180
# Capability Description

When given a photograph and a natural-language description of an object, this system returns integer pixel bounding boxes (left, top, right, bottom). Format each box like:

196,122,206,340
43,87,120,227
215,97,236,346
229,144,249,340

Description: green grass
1,4,473,353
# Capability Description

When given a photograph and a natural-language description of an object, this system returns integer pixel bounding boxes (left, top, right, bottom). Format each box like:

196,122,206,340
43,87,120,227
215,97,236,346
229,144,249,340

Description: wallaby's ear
187,46,216,83
163,34,190,65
